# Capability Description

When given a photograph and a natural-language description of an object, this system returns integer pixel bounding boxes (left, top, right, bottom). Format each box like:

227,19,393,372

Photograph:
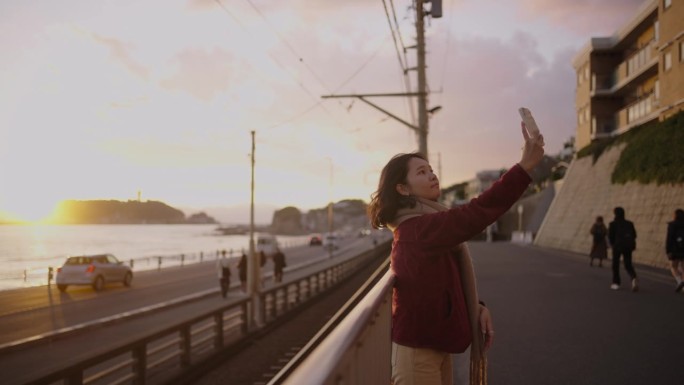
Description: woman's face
397,157,440,201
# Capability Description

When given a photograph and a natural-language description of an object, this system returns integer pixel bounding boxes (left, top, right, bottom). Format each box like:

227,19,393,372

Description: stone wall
534,143,684,269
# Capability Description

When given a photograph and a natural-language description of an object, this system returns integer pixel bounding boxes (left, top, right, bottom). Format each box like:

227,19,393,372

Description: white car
56,254,133,292
322,233,340,251
256,233,278,256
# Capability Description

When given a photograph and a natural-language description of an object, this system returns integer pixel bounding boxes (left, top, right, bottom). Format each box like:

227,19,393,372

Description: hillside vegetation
576,110,684,185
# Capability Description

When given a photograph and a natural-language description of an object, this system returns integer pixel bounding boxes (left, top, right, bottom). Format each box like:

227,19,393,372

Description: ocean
0,224,310,290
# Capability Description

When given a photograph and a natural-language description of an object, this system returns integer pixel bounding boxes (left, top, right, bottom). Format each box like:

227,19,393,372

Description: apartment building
572,0,684,150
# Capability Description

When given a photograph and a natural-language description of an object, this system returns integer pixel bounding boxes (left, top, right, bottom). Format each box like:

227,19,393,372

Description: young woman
589,216,608,267
368,124,544,385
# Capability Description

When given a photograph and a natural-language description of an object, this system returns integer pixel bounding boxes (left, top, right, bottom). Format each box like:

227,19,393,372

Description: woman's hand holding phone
518,107,545,174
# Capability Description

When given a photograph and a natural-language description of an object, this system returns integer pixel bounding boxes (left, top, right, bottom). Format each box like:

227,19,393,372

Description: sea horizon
0,224,311,291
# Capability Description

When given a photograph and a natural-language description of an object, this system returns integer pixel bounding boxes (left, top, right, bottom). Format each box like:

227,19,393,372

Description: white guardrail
271,260,395,385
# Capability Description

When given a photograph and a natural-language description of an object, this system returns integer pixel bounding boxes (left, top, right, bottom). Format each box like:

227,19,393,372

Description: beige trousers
391,343,471,385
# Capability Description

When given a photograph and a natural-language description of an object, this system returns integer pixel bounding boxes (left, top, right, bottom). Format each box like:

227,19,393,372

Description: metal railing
270,258,394,385
260,253,375,324
24,241,391,385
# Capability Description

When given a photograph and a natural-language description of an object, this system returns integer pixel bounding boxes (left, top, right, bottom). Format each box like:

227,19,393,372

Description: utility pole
415,0,429,157
321,0,440,159
247,130,261,329
327,158,334,258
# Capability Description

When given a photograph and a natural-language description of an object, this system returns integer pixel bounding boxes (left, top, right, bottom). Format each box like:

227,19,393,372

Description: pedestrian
238,252,247,292
272,249,287,283
666,208,684,292
367,123,544,385
259,251,268,287
608,207,638,291
217,258,231,298
589,216,608,267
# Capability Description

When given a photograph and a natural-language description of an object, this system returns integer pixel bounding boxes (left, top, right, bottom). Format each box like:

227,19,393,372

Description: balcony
592,93,659,140
590,117,616,141
592,39,658,96
615,92,659,134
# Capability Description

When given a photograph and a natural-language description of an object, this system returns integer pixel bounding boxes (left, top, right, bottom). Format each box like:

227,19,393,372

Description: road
0,234,384,347
469,242,684,385
0,234,386,385
2,237,680,384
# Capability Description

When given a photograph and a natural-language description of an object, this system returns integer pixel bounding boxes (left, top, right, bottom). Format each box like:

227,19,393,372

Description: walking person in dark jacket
666,209,684,292
217,258,232,298
238,252,247,292
589,216,608,267
272,249,287,283
608,207,638,291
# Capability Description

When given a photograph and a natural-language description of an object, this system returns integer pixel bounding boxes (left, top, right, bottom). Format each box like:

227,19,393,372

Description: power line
213,0,342,128
241,0,333,93
390,0,408,55
437,0,456,105
383,0,416,126
382,0,407,71
332,34,392,93
231,0,401,133
240,0,395,133
390,0,417,125
215,0,379,134
213,0,419,136
265,34,394,131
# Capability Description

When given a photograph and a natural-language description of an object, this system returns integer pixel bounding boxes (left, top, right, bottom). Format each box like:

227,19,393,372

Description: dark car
309,235,322,246
56,254,133,292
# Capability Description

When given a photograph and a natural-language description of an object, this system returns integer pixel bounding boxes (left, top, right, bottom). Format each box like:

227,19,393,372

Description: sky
0,0,647,223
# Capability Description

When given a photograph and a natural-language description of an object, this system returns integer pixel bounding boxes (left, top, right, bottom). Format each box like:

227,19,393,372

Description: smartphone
518,107,540,137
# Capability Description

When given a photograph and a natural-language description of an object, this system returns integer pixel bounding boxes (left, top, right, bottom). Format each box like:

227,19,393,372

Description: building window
655,21,659,41
664,51,672,71
655,79,660,100
664,0,672,9
680,41,684,62
584,108,589,123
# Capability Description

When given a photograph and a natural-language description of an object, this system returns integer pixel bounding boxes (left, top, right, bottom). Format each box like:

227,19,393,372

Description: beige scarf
389,197,487,385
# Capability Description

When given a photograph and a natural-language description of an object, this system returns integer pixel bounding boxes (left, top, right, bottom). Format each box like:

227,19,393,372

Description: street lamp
428,105,442,115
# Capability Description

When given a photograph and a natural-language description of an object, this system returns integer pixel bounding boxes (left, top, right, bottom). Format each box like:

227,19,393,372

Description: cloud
159,47,241,101
91,33,150,80
3,0,635,214
186,0,214,11
422,31,577,185
519,0,648,36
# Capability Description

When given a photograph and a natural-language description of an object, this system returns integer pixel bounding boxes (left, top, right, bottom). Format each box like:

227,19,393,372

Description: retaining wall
534,143,684,269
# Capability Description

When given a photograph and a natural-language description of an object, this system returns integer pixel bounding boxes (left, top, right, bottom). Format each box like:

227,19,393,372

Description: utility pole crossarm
322,92,424,98
319,0,432,157
321,94,421,132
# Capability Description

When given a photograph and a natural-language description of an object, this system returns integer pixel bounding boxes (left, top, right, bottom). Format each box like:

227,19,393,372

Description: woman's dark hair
596,216,603,223
367,152,425,229
675,209,684,222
